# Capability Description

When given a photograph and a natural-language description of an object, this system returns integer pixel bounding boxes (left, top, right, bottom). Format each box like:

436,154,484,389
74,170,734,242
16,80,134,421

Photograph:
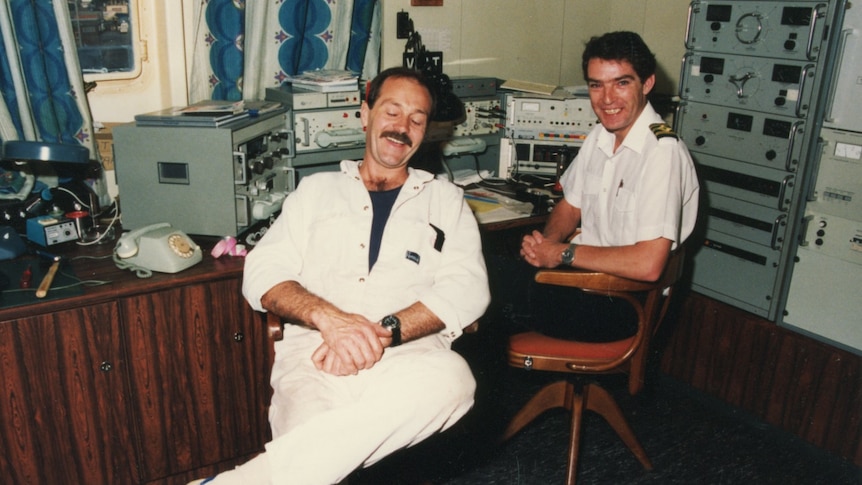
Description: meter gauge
834,142,862,161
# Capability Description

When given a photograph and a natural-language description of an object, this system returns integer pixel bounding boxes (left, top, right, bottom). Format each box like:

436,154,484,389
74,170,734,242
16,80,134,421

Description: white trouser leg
262,328,476,485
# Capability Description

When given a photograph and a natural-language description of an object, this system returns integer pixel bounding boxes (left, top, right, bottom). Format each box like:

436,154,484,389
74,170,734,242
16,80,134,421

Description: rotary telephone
114,222,202,277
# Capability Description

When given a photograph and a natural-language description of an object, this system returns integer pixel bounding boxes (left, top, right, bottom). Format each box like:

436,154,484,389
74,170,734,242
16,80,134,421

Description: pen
464,193,499,204
617,180,624,196
34,249,62,262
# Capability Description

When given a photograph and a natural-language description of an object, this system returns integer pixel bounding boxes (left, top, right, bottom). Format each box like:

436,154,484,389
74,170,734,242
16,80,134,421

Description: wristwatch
380,314,402,347
561,242,578,265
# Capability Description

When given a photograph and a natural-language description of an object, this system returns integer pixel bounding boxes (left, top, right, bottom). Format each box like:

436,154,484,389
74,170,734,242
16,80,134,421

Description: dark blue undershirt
368,186,401,270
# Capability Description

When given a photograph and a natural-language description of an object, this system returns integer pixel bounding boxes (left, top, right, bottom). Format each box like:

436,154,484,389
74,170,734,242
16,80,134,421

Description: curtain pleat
190,0,380,103
0,0,95,155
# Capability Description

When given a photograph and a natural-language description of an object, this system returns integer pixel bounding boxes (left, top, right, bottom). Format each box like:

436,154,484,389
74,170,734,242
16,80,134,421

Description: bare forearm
395,302,445,343
260,280,339,330
568,238,672,282
542,199,580,243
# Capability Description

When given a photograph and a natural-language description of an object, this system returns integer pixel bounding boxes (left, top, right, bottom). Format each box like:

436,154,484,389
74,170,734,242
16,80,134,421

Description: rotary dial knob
735,13,763,44
168,233,197,258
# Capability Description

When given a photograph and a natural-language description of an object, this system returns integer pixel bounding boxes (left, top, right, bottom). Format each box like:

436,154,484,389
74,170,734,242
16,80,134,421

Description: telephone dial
114,222,202,277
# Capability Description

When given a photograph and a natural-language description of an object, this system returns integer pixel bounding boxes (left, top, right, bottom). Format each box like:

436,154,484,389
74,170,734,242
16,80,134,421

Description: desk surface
480,214,548,232
0,236,243,321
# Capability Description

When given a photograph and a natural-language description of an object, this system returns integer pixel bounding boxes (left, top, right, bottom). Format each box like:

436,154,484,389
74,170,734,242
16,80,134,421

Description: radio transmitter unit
113,109,293,243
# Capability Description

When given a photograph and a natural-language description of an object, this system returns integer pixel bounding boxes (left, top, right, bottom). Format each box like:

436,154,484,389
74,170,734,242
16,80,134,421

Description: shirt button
359,277,365,283
360,243,366,249
363,205,370,211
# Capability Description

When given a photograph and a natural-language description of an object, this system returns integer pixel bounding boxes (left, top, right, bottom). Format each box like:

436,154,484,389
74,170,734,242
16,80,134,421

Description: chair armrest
534,268,660,293
266,312,284,341
534,248,685,293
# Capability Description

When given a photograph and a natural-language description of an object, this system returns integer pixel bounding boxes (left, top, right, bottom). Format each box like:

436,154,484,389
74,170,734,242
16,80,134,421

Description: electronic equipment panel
113,111,293,242
452,97,503,138
291,107,364,153
678,0,843,320
808,127,862,221
784,209,862,352
695,152,797,212
685,0,832,60
451,76,499,98
677,101,806,172
498,138,580,179
680,52,818,117
505,93,594,141
500,93,593,181
694,227,784,315
266,85,361,111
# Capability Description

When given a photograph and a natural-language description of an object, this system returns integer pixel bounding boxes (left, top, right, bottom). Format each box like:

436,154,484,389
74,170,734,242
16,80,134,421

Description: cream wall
381,0,691,95
87,0,693,124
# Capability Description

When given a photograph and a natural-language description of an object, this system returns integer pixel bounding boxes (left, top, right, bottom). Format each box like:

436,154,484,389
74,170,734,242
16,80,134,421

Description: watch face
561,244,575,264
382,315,400,329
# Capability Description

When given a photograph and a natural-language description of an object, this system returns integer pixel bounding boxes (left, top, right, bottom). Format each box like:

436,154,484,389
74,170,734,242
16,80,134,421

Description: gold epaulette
650,123,678,140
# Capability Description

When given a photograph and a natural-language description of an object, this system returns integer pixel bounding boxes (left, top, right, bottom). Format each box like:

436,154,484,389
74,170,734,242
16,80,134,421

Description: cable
56,186,90,211
76,199,120,246
113,250,153,278
472,154,508,186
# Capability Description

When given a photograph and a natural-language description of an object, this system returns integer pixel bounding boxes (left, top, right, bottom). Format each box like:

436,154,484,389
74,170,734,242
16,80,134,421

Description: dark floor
351,322,861,485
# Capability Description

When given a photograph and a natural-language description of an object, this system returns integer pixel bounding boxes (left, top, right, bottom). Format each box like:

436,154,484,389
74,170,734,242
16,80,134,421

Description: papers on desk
465,189,534,224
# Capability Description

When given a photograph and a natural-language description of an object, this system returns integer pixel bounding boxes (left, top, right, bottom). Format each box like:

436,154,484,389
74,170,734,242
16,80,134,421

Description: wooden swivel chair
501,248,685,484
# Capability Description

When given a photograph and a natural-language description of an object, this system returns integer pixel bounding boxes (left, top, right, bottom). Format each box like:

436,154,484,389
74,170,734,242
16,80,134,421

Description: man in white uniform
191,67,490,484
518,31,700,341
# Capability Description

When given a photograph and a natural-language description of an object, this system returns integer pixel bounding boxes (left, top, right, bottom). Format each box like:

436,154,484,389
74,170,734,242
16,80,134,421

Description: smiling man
191,68,490,485
516,31,700,342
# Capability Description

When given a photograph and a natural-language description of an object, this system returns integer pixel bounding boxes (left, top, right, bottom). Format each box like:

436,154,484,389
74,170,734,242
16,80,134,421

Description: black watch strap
381,314,402,347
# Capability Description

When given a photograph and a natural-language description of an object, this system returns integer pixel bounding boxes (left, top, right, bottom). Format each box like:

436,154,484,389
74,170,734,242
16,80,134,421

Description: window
68,0,139,80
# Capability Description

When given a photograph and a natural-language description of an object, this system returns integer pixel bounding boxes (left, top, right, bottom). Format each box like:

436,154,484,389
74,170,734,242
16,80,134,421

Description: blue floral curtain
0,0,95,153
189,0,380,103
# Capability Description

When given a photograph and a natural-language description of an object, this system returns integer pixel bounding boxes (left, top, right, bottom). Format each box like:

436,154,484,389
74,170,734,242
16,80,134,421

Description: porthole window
68,0,140,80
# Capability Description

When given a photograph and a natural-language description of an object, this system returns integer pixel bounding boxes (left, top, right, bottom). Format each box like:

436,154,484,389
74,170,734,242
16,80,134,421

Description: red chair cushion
509,331,635,361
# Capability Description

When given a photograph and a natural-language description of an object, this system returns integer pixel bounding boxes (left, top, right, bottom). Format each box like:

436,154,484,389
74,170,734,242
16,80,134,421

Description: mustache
380,131,413,147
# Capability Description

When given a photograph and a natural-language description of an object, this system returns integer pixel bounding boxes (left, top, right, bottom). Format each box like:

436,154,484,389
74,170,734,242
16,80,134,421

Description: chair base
502,380,653,485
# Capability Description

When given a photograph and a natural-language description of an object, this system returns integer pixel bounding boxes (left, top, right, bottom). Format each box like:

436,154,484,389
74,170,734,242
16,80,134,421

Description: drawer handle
233,332,245,343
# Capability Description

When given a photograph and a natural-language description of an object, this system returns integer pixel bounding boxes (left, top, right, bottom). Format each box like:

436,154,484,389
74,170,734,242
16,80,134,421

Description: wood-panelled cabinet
0,248,272,485
122,278,269,482
0,303,139,484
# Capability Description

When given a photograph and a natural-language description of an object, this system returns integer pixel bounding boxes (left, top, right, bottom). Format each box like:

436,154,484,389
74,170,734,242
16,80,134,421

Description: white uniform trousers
263,324,476,484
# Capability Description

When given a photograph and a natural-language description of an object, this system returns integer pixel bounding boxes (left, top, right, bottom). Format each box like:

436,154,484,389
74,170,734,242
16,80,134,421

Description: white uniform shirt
560,103,700,249
243,160,490,342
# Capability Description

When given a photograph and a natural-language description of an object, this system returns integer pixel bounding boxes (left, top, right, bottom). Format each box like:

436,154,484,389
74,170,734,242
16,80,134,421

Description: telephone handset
114,223,202,277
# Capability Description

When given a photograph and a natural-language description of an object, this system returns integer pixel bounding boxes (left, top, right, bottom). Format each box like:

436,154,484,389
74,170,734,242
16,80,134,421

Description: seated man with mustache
189,67,490,485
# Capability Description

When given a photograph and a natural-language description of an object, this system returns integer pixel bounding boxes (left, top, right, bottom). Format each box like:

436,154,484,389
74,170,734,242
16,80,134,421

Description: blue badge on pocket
405,251,420,264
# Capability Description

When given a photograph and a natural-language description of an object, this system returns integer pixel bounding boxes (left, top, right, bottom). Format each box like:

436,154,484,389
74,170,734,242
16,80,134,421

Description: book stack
134,100,283,127
287,69,360,93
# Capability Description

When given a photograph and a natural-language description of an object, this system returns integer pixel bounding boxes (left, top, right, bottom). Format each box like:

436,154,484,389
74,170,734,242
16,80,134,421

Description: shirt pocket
379,220,441,282
613,186,636,213
580,173,603,216
611,187,637,242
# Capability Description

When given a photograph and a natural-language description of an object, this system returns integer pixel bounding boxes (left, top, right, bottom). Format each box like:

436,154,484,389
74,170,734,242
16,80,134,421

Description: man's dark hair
365,67,437,117
581,31,657,83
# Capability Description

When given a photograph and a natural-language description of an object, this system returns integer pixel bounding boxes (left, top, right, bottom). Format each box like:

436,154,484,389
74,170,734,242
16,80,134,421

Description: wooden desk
0,238,271,485
480,213,548,232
